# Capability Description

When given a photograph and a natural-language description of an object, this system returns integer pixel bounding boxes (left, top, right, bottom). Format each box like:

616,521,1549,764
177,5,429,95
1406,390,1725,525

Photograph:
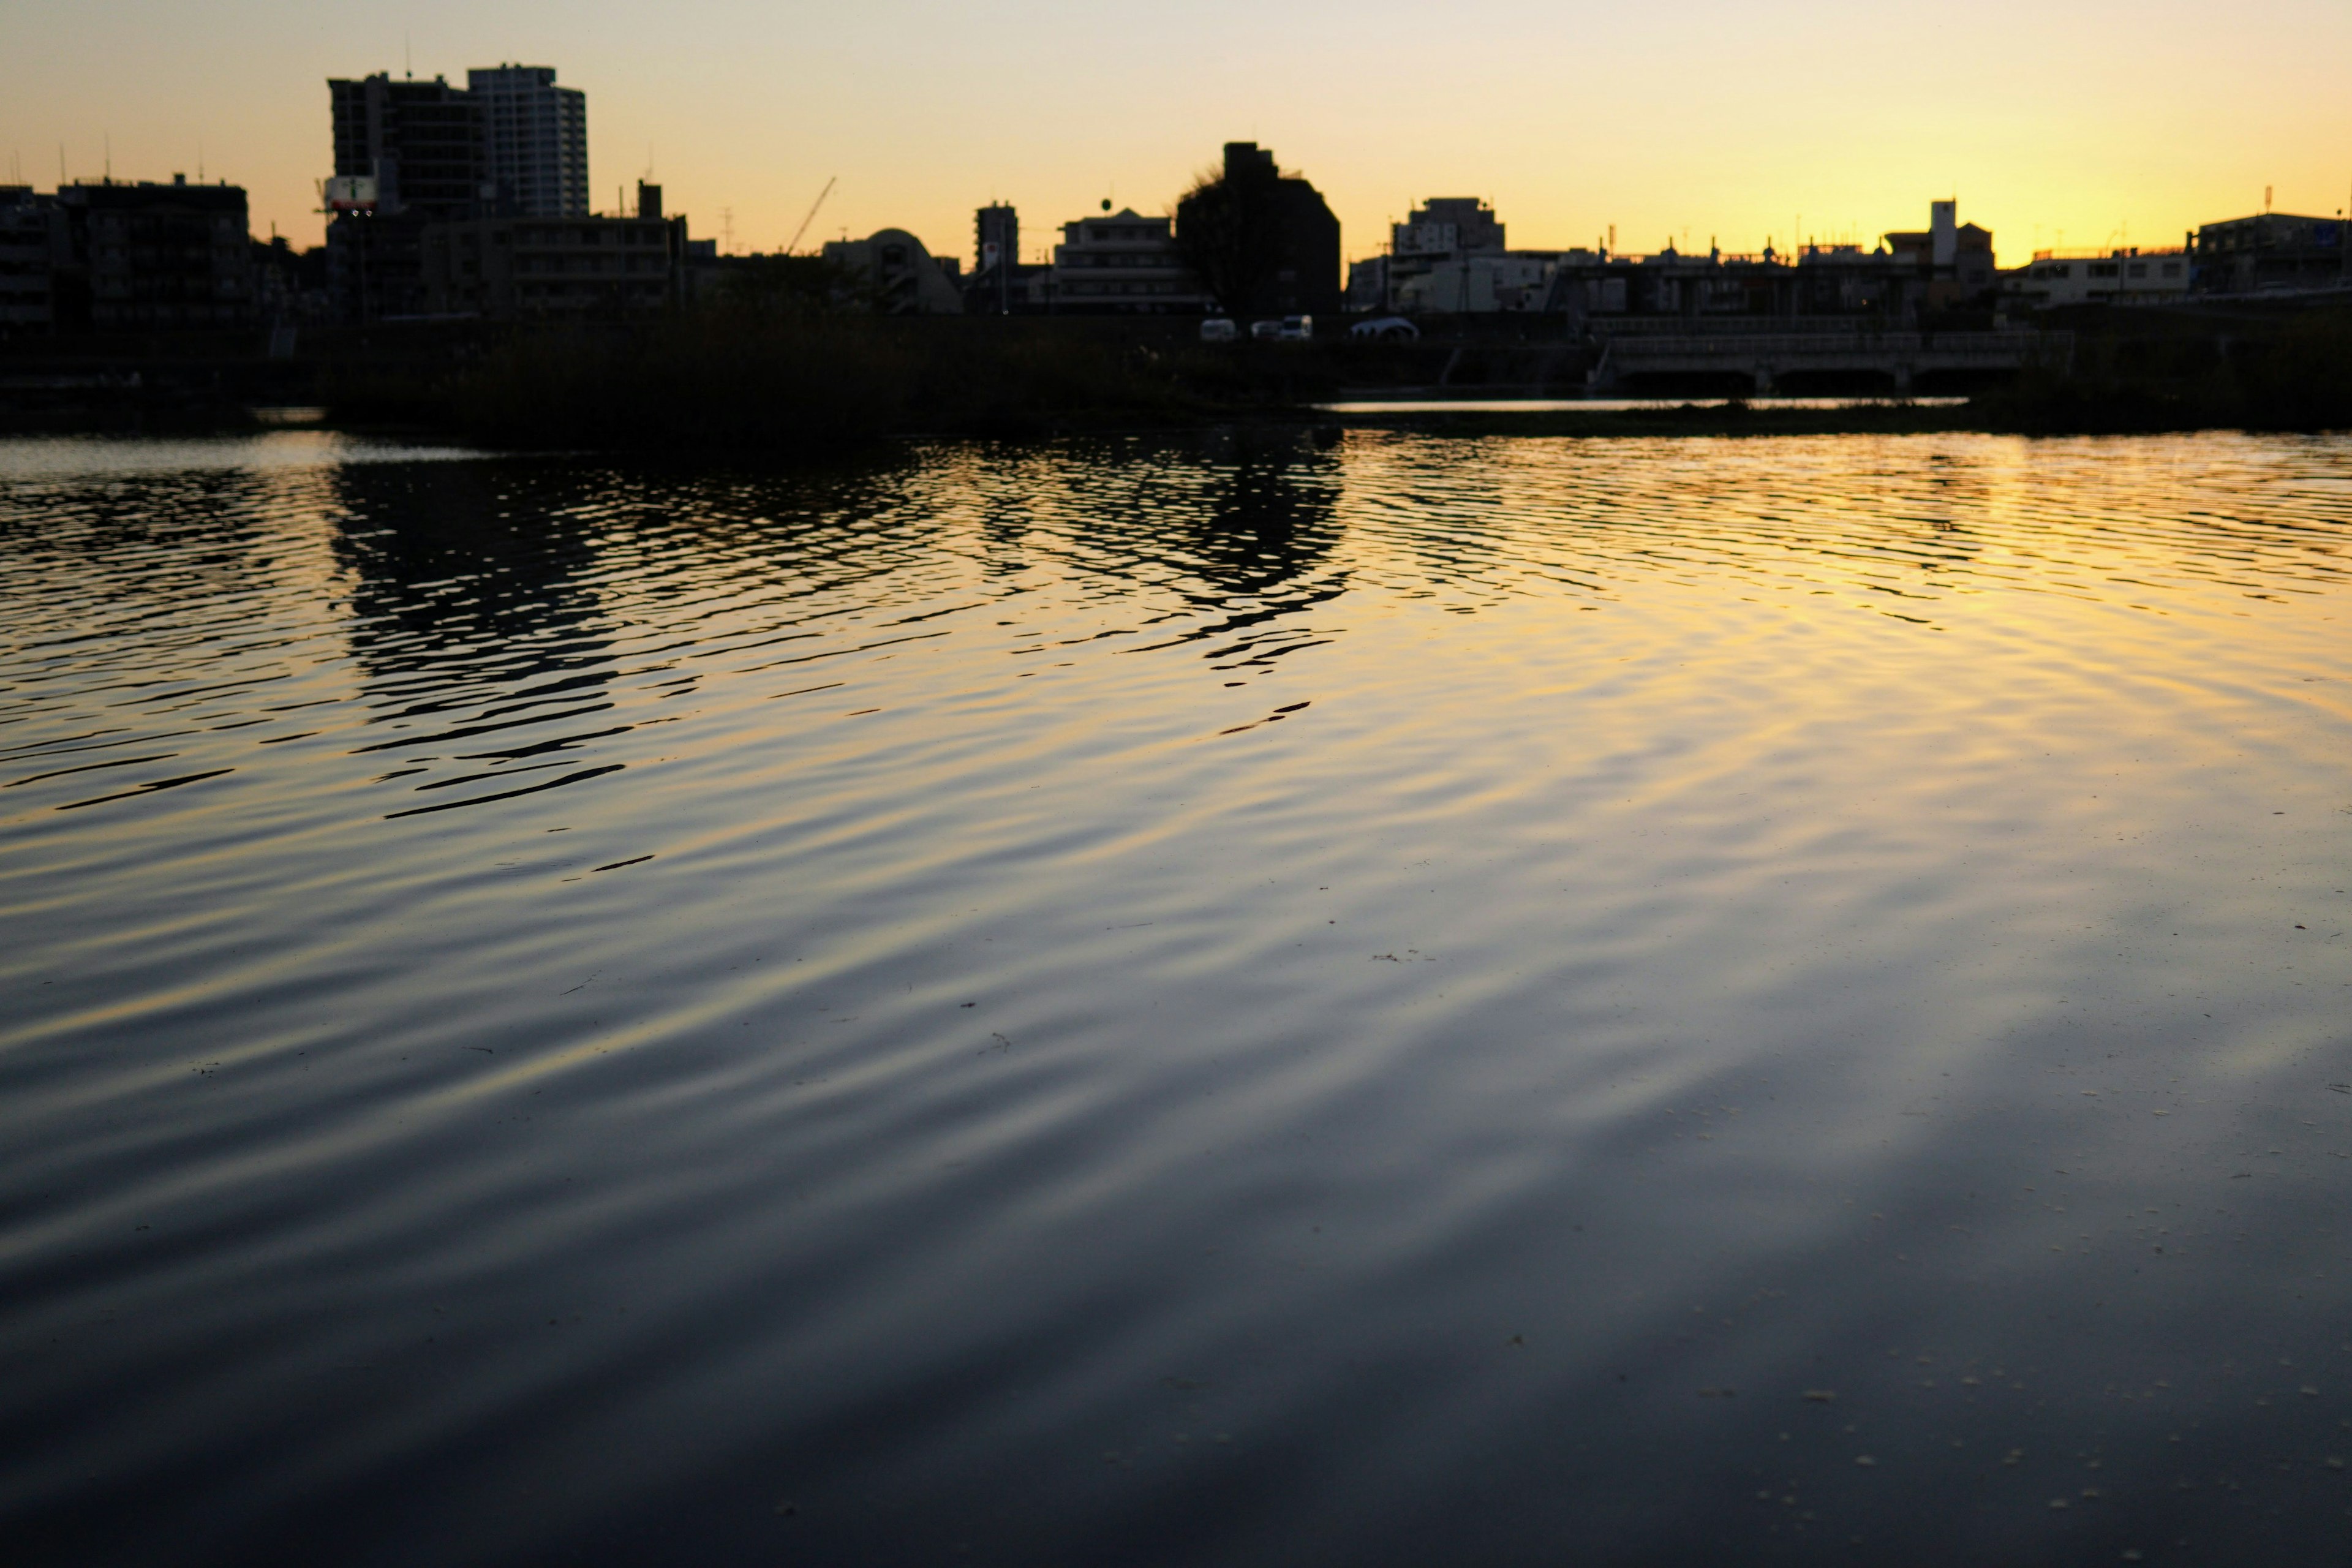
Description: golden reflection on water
1,429,2349,1566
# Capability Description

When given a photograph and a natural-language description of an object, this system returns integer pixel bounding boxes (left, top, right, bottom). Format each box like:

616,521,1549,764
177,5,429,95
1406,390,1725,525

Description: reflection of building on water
328,462,615,709
1176,434,1349,663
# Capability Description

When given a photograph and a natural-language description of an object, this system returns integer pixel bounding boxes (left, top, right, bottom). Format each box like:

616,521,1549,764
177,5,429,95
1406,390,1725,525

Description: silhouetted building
1174,142,1340,317
2004,247,2187,309
1396,251,1564,313
1396,197,1505,260
469,65,589,219
251,235,333,323
1882,200,1996,303
329,74,489,221
48,178,255,330
0,187,64,330
1351,197,1506,309
821,229,964,314
326,214,429,321
1049,208,1207,313
2190,213,2349,295
970,203,1025,313
976,204,1017,275
326,72,491,322
421,209,684,318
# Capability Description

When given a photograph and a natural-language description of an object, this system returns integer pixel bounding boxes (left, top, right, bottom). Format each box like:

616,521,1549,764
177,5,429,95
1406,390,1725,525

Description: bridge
1586,328,2070,393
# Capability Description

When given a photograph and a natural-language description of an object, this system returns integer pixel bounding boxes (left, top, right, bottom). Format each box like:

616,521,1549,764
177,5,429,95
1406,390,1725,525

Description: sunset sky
6,0,2348,269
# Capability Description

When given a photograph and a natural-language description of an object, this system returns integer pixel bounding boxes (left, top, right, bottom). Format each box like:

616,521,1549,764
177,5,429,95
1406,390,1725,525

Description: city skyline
5,0,2350,266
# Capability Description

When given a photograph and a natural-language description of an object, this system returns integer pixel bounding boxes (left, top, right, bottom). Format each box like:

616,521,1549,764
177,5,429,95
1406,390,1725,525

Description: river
3,428,2349,1565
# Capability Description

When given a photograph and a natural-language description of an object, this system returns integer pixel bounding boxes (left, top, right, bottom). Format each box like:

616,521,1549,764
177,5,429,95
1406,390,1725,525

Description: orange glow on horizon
4,0,2348,271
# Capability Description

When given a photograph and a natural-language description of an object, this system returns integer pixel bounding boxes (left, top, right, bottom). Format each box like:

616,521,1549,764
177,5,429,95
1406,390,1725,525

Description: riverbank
282,303,2352,448
6,306,2348,447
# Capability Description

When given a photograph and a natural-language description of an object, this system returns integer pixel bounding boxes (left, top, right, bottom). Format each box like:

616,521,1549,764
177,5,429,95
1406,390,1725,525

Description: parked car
1249,318,1283,341
1251,316,1314,343
1349,315,1419,342
1199,317,1238,342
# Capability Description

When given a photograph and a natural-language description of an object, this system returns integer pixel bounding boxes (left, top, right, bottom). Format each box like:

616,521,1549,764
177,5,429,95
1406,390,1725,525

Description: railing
1605,330,2061,359
1590,317,1917,337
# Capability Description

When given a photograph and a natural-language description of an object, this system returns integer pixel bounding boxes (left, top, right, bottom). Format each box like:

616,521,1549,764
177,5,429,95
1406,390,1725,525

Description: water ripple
2,429,2350,1565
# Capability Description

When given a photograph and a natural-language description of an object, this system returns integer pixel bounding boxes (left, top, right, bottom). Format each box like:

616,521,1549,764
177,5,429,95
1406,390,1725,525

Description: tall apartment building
469,66,589,219
324,64,589,320
54,178,256,330
328,74,488,219
975,204,1018,273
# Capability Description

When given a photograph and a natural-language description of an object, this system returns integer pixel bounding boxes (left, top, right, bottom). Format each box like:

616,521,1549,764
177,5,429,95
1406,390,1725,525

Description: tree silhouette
1174,165,1280,317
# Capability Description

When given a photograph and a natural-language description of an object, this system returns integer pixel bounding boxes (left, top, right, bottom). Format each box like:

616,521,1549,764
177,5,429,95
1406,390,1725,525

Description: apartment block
0,187,63,329
56,178,255,330
328,74,489,220
422,208,679,318
1049,209,1207,314
469,65,589,219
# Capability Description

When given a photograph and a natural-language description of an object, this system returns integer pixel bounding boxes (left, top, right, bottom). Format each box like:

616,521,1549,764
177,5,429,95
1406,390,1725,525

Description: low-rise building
2190,213,2349,295
2005,248,2188,309
1049,209,1207,314
1882,200,1997,303
327,211,435,322
1396,251,1556,314
421,194,682,318
821,228,964,314
1379,197,1505,309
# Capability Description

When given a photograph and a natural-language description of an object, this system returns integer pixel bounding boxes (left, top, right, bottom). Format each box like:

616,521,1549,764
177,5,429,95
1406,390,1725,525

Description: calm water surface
3,429,2350,1566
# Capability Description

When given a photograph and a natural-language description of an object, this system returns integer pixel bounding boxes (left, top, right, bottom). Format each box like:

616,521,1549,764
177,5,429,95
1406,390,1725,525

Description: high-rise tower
328,74,487,220
468,65,588,218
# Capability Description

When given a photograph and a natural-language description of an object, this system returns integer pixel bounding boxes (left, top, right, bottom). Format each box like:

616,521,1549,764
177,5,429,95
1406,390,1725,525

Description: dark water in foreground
3,429,2350,1566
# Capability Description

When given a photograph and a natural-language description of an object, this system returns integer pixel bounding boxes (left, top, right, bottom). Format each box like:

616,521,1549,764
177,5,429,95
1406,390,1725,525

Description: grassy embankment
316,303,2352,449
1981,306,2352,434
323,314,1332,453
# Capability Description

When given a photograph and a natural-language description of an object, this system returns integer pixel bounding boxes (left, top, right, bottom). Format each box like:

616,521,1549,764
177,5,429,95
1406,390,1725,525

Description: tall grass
1981,308,2352,434
432,314,1317,453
